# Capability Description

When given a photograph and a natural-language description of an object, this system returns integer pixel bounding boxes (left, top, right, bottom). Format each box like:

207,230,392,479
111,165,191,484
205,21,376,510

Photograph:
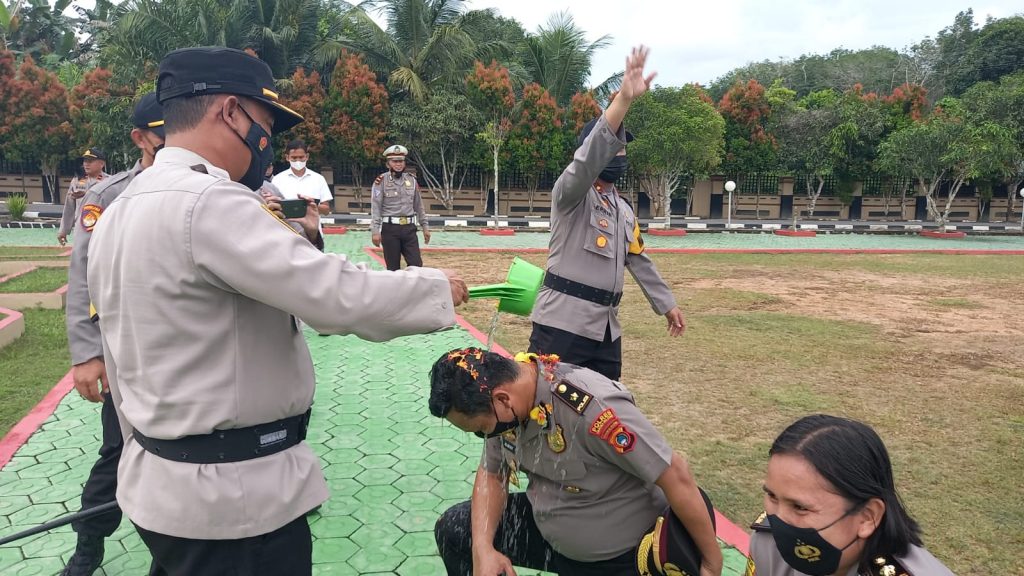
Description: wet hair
286,139,308,154
770,414,923,572
161,94,220,134
428,347,519,418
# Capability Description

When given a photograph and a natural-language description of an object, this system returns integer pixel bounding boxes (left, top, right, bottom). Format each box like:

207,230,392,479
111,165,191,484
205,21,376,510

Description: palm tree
96,0,324,81
315,0,513,102
2,0,80,60
517,11,618,107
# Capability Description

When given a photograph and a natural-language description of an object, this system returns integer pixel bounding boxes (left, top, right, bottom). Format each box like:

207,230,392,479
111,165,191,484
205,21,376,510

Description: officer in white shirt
271,138,333,216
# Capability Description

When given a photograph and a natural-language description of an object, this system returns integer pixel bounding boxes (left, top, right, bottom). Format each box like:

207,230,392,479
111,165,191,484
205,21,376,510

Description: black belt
543,271,622,307
133,409,311,464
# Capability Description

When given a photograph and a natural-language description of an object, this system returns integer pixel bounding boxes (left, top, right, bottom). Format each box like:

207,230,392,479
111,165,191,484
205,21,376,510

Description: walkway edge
362,247,752,555
0,370,74,468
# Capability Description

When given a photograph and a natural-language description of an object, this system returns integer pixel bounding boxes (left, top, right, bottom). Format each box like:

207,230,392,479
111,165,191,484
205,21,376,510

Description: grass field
0,308,69,434
430,250,1024,576
0,266,68,293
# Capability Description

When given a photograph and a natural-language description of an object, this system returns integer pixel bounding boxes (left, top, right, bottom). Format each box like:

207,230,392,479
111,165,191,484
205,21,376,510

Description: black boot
60,534,104,576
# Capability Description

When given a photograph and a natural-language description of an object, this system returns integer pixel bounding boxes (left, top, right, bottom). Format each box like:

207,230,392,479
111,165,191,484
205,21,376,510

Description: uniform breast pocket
384,189,398,198
534,459,587,485
583,210,616,259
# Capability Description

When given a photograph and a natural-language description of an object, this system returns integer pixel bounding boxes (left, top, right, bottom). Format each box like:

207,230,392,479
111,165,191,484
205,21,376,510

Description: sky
463,0,1023,87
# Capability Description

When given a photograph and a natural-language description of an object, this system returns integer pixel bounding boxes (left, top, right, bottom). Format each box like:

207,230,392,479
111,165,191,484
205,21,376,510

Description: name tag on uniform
260,430,287,446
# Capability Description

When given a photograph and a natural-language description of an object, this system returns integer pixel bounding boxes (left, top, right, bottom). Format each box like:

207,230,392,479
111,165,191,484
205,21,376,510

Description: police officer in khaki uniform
370,144,430,270
429,348,722,576
528,46,685,382
746,415,954,576
87,47,468,576
58,148,109,246
60,92,165,576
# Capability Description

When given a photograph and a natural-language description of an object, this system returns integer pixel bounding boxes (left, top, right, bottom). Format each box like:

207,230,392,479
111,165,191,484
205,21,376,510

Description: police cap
81,148,106,161
157,47,304,133
577,117,634,148
132,92,165,139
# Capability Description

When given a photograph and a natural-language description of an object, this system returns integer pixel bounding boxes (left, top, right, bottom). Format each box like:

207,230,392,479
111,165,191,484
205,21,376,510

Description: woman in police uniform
747,415,954,576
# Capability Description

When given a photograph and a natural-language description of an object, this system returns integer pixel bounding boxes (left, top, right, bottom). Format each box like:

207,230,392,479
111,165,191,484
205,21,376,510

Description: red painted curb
361,246,751,553
406,246,1024,256
0,265,38,285
0,371,75,469
647,229,688,236
480,228,516,236
323,226,348,235
0,305,23,333
774,229,817,237
919,230,966,239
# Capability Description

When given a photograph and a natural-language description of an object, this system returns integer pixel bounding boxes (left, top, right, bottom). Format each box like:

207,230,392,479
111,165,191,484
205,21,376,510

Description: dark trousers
135,515,312,576
435,493,637,576
529,322,623,381
72,391,123,537
381,222,422,270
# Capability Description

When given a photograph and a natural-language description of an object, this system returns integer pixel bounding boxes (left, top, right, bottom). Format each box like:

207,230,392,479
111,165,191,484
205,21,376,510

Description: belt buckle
398,217,408,225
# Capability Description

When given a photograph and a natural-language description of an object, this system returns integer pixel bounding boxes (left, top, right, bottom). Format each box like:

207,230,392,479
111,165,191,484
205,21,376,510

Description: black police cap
81,148,106,161
132,92,165,139
157,47,304,133
577,116,634,148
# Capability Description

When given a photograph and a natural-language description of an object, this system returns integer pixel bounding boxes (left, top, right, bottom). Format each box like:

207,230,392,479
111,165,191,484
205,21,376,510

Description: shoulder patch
80,204,103,232
588,407,635,453
628,218,645,255
750,511,770,532
552,381,592,414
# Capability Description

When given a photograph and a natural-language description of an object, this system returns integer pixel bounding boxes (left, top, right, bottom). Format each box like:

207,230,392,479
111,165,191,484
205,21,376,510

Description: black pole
0,501,119,546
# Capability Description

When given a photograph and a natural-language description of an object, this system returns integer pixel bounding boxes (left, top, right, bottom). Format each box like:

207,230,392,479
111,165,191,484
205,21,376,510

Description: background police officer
87,47,467,576
528,46,685,382
428,348,722,576
58,148,108,246
60,92,164,576
370,144,430,270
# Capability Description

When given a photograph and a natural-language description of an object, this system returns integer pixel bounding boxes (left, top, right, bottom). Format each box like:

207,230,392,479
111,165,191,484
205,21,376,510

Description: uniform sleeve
413,180,428,231
552,115,627,214
626,251,677,315
747,531,780,576
59,182,77,235
581,391,673,485
189,182,455,340
480,437,503,474
370,177,383,234
65,187,104,364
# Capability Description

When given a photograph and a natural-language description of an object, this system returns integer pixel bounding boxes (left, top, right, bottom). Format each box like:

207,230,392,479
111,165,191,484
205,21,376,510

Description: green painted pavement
5,227,1024,251
0,232,750,574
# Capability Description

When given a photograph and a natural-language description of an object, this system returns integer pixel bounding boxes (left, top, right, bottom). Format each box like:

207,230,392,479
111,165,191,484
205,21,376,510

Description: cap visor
255,97,304,133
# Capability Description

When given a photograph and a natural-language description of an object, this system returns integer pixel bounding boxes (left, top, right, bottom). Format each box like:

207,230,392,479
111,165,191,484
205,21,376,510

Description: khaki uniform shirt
747,516,955,576
481,359,673,562
60,172,108,236
370,171,428,234
65,162,143,365
530,116,677,342
87,147,455,539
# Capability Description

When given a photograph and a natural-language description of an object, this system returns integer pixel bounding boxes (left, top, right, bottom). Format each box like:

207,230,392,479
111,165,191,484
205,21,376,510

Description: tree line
0,2,1022,224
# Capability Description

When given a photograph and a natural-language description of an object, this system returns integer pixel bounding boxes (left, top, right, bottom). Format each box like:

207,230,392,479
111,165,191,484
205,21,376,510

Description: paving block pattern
0,232,749,574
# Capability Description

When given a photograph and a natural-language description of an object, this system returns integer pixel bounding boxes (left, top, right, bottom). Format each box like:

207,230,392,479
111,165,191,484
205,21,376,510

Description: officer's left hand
665,307,686,337
423,230,431,245
73,357,108,403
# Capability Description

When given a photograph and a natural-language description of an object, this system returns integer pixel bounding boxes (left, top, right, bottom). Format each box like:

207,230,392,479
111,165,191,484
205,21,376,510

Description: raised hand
618,45,657,103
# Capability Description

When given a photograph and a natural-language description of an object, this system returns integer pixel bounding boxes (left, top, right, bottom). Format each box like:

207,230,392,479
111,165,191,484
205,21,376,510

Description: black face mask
475,402,520,439
232,105,274,191
599,155,628,184
767,509,860,576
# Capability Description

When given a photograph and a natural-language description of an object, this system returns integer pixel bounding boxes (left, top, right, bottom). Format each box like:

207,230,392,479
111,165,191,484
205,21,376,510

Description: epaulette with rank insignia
374,174,383,185
750,511,770,532
871,555,911,576
552,381,592,414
